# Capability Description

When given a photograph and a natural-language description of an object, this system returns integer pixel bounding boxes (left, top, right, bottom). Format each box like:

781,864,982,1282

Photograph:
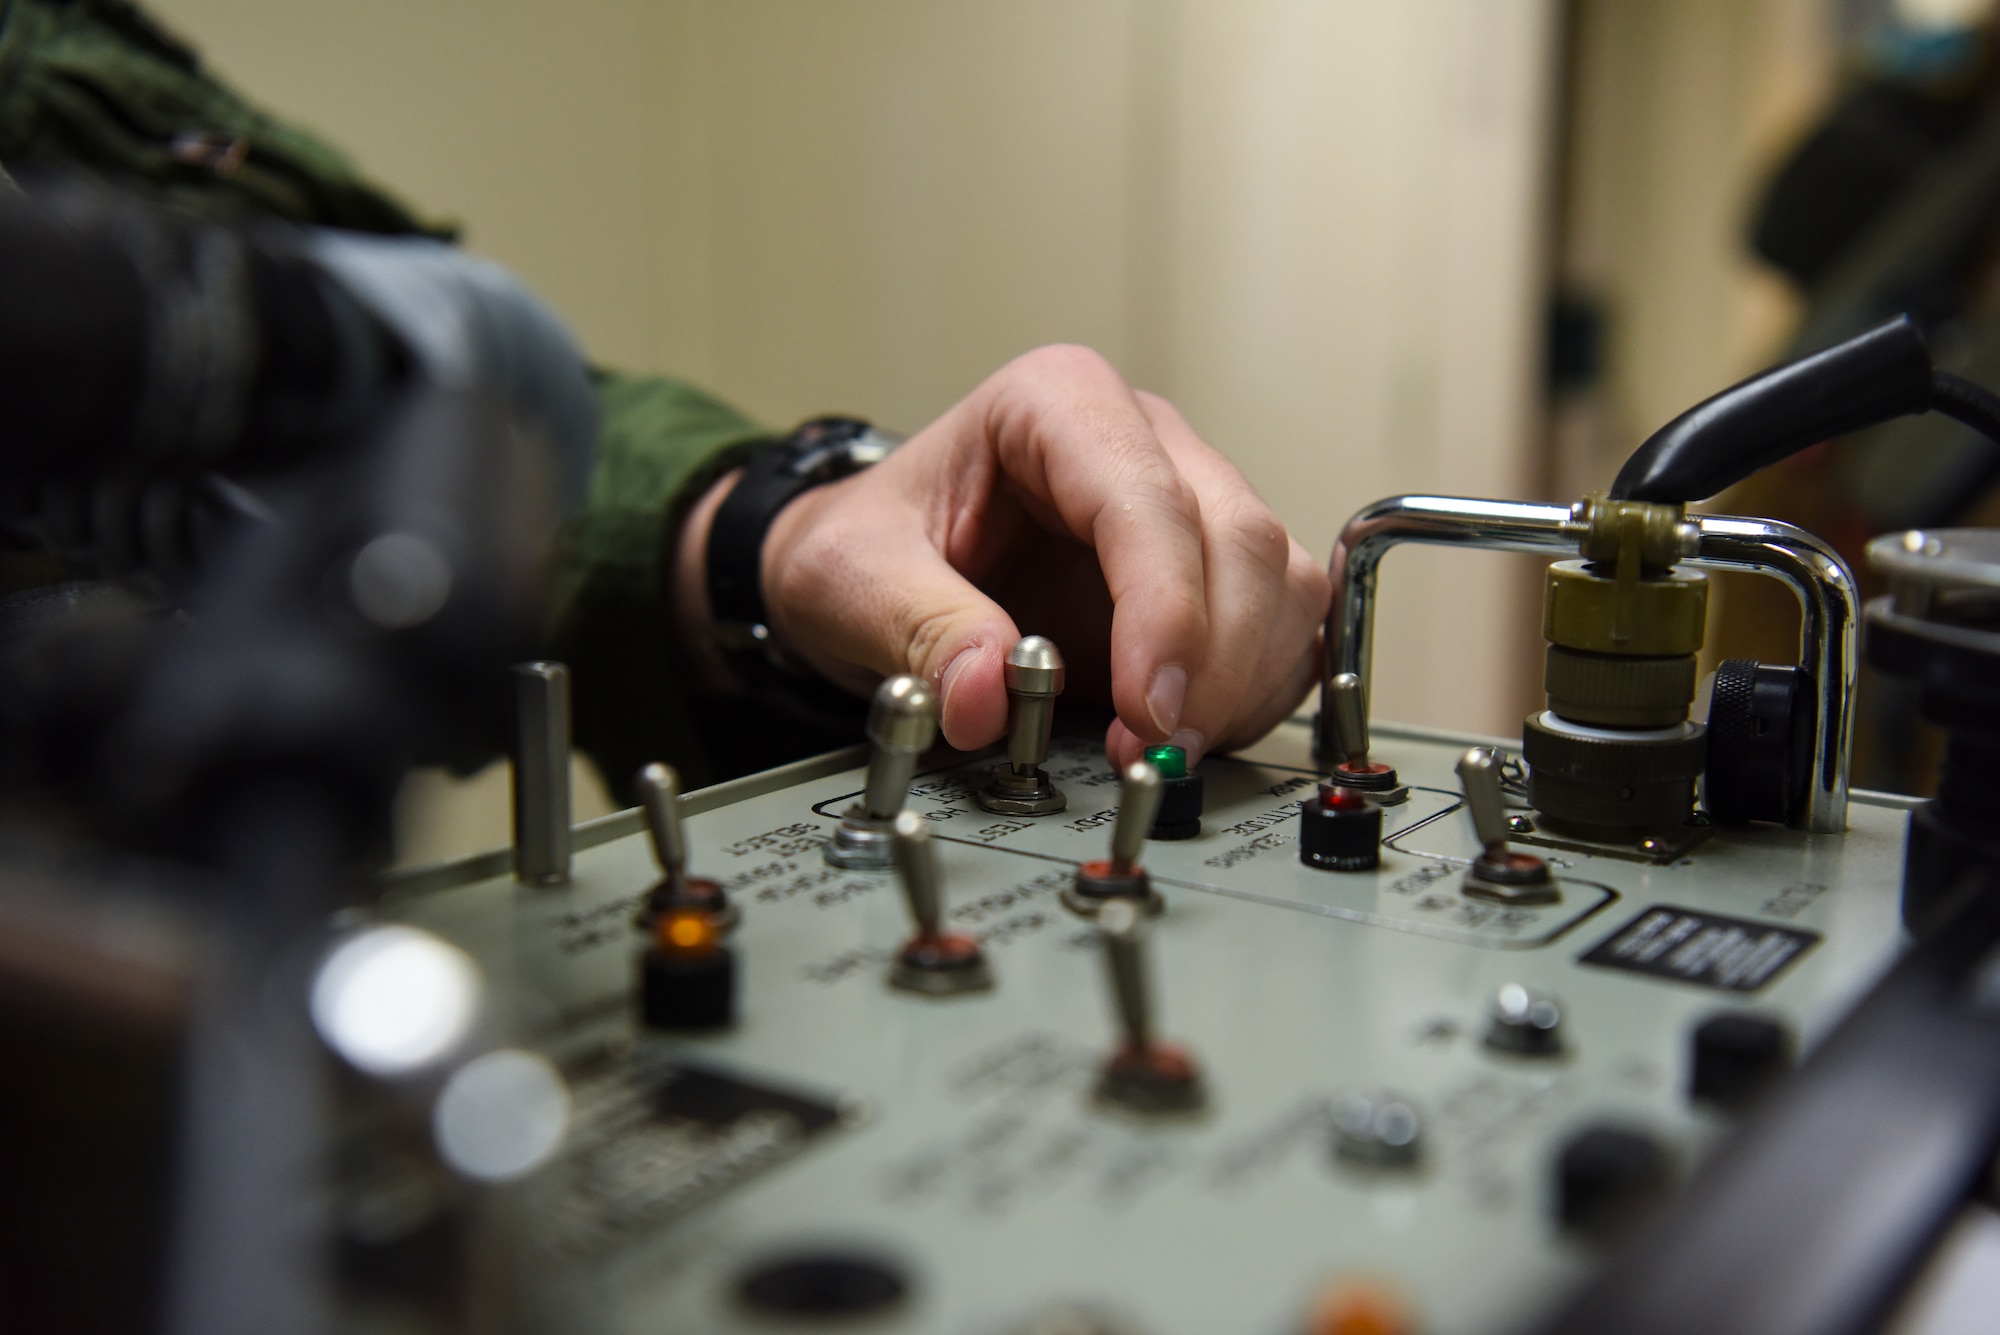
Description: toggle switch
826,675,938,869
632,762,737,934
1325,672,1408,804
886,811,993,996
1064,761,1166,917
1092,899,1205,1115
977,636,1067,815
1458,748,1558,906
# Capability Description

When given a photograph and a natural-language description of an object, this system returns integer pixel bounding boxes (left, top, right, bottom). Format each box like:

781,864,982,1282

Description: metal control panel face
818,739,1615,951
385,720,1911,1335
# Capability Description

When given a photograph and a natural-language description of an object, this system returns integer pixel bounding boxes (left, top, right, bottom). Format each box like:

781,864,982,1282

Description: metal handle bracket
1320,495,1857,833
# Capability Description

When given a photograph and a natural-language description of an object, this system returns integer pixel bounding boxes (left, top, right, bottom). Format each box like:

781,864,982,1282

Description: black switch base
1557,1124,1672,1235
1689,1011,1795,1110
641,945,737,1030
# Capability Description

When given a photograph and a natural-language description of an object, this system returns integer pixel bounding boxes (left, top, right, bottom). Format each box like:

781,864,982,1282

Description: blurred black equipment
0,182,571,1334
1537,344,2000,1335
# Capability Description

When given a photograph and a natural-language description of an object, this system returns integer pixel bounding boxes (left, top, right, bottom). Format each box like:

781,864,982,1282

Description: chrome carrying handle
1320,495,1859,834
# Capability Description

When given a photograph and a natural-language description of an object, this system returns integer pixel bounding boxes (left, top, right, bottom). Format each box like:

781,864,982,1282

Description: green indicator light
1144,744,1188,779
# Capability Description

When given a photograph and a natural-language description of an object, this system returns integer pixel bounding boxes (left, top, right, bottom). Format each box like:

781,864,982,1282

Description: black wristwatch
705,416,900,705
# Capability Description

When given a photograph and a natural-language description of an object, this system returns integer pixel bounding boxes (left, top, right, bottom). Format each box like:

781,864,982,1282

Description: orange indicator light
659,911,717,952
1307,1278,1413,1335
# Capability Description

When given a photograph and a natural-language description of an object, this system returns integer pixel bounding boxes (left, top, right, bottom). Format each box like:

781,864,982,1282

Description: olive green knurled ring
1544,645,1696,727
1543,560,1707,656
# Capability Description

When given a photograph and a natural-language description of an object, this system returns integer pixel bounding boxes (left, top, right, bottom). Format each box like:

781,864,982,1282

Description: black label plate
548,1055,849,1253
1578,905,1820,993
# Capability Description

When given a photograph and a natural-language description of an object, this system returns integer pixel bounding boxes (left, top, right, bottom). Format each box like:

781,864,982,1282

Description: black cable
1609,315,1936,503
1930,368,2000,443
1609,318,2000,504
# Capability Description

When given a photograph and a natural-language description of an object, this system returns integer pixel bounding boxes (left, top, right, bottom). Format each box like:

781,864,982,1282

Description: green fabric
0,0,445,234
556,370,772,795
0,0,781,792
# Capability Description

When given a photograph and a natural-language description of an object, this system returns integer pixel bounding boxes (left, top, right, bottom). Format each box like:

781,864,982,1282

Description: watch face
791,428,897,482
848,435,896,467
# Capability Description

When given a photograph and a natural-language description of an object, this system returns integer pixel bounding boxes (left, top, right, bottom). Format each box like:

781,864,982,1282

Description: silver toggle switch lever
1331,670,1369,763
826,675,939,869
634,761,735,932
1457,748,1557,905
639,762,687,893
977,636,1067,815
1063,761,1166,917
1325,671,1407,802
1110,762,1163,874
886,811,993,996
512,661,572,886
1092,899,1204,1114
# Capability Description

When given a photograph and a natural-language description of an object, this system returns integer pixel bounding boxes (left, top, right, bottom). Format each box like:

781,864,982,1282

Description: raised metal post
511,661,572,884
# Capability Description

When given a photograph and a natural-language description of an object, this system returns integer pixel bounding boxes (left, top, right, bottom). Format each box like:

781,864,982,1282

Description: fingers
1104,549,1324,769
1127,395,1285,761
754,342,1329,769
1103,391,1329,766
975,346,1211,744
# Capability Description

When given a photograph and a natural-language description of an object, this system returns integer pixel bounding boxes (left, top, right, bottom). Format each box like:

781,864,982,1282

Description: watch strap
706,416,879,635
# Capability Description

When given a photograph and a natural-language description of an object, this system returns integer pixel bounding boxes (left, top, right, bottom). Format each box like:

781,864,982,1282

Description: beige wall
1551,0,1840,678
150,0,1562,855
1554,0,1836,494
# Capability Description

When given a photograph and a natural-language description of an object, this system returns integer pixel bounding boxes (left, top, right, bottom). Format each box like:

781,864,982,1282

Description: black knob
1556,1124,1672,1235
1689,1011,1794,1110
1299,785,1381,872
640,913,737,1030
737,1250,909,1319
1151,771,1204,840
1703,659,1812,825
1145,744,1204,840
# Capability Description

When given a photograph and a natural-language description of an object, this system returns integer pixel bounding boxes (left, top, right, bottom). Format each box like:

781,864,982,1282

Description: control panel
354,319,2000,1333
382,715,1913,1335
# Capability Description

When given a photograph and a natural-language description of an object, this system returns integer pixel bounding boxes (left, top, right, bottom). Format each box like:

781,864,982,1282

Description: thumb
764,490,1020,749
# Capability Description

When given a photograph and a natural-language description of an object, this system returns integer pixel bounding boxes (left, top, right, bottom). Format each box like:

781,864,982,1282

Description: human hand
682,345,1330,768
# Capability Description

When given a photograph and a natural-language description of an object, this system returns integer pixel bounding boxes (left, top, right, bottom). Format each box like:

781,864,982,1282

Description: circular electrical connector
1522,711,1707,834
1703,659,1810,825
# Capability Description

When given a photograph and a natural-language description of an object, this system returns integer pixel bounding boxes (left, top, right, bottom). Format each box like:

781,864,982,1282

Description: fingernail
1167,727,1207,768
938,645,979,721
1146,665,1187,737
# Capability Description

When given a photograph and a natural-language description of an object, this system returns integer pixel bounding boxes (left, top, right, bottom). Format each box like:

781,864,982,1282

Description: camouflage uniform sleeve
553,370,776,796
0,0,788,790
0,0,445,233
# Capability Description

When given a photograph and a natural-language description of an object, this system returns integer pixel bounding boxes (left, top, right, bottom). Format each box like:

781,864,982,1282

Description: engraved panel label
1579,906,1820,993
